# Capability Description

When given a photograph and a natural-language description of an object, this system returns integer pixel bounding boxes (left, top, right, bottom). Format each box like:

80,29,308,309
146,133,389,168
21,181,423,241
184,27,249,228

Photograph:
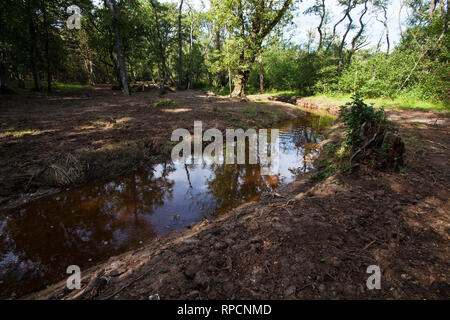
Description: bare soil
0,88,300,210
25,93,450,300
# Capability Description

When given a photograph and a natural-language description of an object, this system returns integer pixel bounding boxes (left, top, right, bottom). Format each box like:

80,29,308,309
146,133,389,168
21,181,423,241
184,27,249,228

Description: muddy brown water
0,115,333,298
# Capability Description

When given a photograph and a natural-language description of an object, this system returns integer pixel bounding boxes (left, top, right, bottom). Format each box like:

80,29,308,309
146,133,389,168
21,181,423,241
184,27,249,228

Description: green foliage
339,94,386,148
315,95,389,180
0,0,447,109
334,13,449,103
152,98,178,108
315,142,350,180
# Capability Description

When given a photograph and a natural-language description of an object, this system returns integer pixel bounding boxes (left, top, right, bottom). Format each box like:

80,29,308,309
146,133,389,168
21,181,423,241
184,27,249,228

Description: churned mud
25,95,449,300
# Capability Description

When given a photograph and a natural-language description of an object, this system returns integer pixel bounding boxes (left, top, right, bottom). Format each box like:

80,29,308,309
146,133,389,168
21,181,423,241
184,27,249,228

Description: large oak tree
213,0,294,97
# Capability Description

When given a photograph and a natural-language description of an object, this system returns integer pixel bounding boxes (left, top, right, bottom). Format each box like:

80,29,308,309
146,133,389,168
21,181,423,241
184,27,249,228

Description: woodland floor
0,87,300,210
15,88,449,300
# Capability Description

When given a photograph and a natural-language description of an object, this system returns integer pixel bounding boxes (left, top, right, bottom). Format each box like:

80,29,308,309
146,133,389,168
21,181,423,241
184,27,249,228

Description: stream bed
0,114,333,298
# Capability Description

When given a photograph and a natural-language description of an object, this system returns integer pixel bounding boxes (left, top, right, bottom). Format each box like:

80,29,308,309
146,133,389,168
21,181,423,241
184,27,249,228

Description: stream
0,114,333,298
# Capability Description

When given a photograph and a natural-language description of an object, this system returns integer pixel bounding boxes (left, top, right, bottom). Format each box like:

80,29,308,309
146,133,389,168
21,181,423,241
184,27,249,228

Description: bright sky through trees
160,0,410,50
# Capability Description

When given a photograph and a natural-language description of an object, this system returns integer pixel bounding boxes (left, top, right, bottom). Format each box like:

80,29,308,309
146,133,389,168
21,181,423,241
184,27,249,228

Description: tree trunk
398,2,404,38
13,66,26,89
317,0,325,50
338,10,353,72
105,0,130,96
385,24,390,56
225,25,232,96
185,19,194,89
178,0,184,89
150,0,170,91
232,0,246,97
430,0,438,16
82,39,96,86
131,66,136,84
0,61,11,91
230,0,292,97
445,0,449,34
215,29,224,87
347,0,369,65
108,42,121,88
232,74,244,97
232,69,251,97
258,51,264,93
43,2,52,92
382,6,390,56
326,2,350,51
28,2,41,91
88,59,95,86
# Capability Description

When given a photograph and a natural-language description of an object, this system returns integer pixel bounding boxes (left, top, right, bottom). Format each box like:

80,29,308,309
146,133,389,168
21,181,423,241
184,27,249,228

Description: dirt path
0,88,300,210
27,98,450,300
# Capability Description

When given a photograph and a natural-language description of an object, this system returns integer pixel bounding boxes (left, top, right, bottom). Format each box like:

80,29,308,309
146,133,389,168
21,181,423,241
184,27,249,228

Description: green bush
339,94,386,149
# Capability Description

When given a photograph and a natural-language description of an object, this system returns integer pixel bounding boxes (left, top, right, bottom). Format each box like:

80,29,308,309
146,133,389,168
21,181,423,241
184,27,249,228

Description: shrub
339,94,386,149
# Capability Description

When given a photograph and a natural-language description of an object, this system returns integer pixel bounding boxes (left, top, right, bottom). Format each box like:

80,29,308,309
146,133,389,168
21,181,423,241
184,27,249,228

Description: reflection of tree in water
193,134,280,217
200,162,280,218
0,164,175,298
279,115,334,174
186,114,334,218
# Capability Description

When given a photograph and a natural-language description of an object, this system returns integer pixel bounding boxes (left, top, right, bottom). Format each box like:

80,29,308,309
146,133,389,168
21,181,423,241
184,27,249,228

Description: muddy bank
267,95,341,116
0,88,301,210
28,105,450,300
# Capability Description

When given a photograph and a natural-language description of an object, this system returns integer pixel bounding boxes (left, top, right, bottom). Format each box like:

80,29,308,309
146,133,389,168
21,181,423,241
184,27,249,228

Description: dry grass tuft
48,153,83,186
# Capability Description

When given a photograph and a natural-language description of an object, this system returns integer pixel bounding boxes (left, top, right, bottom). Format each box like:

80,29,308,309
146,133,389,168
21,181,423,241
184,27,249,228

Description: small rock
184,264,199,279
214,242,228,250
224,238,235,246
194,271,210,289
202,233,213,242
206,265,217,273
223,282,234,295
285,285,296,297
273,223,292,233
250,236,263,244
109,269,120,277
149,294,160,300
375,190,384,197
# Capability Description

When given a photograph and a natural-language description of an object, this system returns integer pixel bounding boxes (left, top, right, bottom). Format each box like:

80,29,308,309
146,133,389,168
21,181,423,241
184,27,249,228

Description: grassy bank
11,80,92,91
263,90,448,112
